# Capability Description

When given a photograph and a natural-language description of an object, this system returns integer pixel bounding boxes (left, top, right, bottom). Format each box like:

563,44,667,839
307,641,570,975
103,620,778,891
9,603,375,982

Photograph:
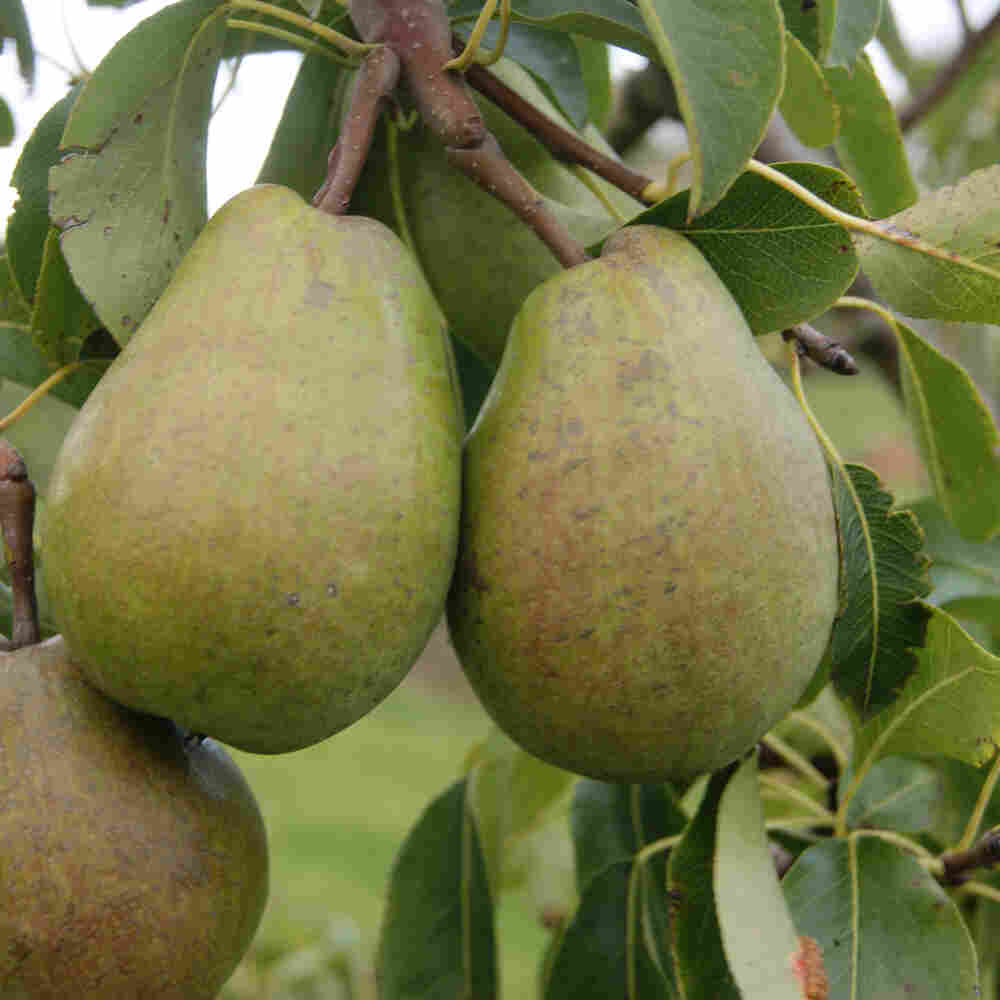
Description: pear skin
447,225,840,783
0,636,268,998
42,185,463,753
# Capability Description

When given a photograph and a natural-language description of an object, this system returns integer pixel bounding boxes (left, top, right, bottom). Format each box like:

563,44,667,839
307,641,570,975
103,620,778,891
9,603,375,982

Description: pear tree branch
781,324,859,375
0,440,39,650
898,8,1000,132
344,0,589,266
313,46,401,214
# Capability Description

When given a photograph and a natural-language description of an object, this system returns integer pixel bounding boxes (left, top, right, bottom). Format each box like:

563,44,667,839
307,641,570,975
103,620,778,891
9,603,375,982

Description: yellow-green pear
350,58,641,367
447,225,840,784
0,636,268,998
42,184,463,753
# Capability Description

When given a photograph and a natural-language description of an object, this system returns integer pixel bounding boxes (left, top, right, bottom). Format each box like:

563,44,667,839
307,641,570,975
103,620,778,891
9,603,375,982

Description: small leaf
668,763,740,1000
465,726,574,894
846,753,1000,848
854,164,1000,325
573,35,612,130
0,258,30,324
454,21,589,130
851,605,1000,775
715,755,803,999
449,0,656,60
784,836,979,999
7,87,80,306
0,0,34,82
825,0,881,69
777,0,821,58
639,162,862,335
787,353,932,719
911,497,1000,634
0,323,106,408
634,0,783,215
826,53,918,218
256,48,348,201
30,229,102,366
779,32,838,148
889,318,1000,542
50,0,228,345
826,464,932,717
570,780,688,892
376,779,497,1000
543,858,676,999
0,96,14,146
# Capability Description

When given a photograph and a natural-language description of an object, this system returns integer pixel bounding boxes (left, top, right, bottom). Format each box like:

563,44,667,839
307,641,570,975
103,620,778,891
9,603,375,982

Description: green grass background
223,629,552,999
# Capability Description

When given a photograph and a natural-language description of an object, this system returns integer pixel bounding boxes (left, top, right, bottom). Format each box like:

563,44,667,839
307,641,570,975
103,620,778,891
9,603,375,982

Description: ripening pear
0,636,268,999
350,57,641,367
447,226,840,783
42,184,463,754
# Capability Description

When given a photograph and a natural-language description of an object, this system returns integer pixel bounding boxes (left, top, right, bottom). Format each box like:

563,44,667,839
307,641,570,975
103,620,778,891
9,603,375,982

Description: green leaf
851,605,1000,777
0,378,79,496
256,48,348,201
854,164,1000,325
0,323,107,408
449,0,656,61
453,20,589,130
0,96,13,146
668,763,740,1000
825,0,881,69
7,88,79,306
715,755,803,999
783,836,979,999
777,0,821,58
0,0,34,82
570,780,688,892
779,32,838,148
634,0,783,216
825,464,931,718
888,318,1000,543
543,857,676,999
911,497,1000,634
465,726,574,894
375,779,498,1000
450,333,494,430
573,36,612,130
30,229,102,366
50,0,228,346
640,162,861,335
846,753,1000,848
0,258,30,324
826,53,917,218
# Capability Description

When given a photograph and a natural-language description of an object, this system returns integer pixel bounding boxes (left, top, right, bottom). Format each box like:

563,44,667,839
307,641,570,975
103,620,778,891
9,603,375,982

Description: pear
447,225,840,784
42,184,463,753
0,636,268,999
350,58,641,367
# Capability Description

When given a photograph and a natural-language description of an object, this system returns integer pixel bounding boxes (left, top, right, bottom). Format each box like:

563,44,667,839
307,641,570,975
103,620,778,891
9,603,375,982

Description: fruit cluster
41,182,839,779
4,152,838,1000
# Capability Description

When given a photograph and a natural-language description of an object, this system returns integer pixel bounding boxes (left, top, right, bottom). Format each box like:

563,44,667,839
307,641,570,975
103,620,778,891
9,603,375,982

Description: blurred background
1,1,998,996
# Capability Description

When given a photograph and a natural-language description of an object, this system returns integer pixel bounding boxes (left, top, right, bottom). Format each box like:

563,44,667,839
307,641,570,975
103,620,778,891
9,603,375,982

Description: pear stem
0,440,40,649
460,52,654,203
346,0,589,267
313,46,401,215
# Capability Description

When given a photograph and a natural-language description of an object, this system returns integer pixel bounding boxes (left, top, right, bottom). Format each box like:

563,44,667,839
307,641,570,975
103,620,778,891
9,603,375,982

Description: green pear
350,58,642,367
42,184,463,753
0,636,268,998
447,225,840,784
